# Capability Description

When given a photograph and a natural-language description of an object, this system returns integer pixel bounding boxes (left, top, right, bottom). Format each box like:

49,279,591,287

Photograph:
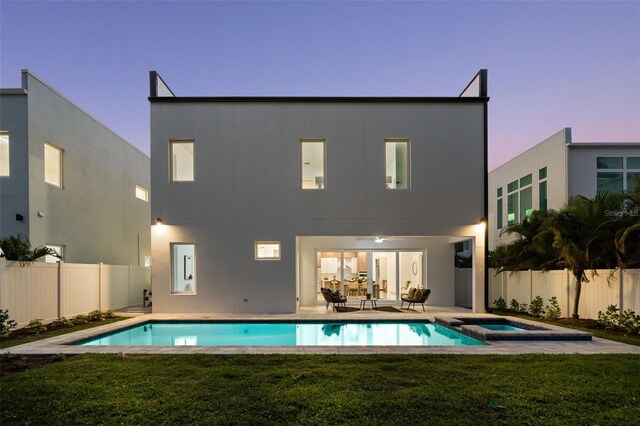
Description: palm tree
546,192,624,319
615,175,640,268
0,235,60,266
493,209,560,274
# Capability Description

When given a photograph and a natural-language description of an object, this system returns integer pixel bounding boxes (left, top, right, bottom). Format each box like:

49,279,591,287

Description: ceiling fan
355,236,404,243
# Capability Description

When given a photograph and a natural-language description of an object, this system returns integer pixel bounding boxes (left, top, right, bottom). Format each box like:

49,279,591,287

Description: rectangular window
507,193,518,225
255,241,281,260
0,131,8,176
385,139,410,189
519,174,532,187
170,140,194,182
539,181,548,211
45,244,64,263
44,142,63,187
519,187,533,221
135,185,149,202
507,180,518,193
497,198,503,229
301,139,325,189
597,157,623,169
627,172,640,190
171,243,196,294
597,172,623,193
539,167,547,180
628,157,640,169
497,187,502,197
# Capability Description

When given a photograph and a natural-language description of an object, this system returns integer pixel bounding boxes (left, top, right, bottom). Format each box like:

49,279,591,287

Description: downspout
482,70,490,313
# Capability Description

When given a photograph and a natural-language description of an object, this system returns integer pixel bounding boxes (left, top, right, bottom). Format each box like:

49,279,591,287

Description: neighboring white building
149,70,489,314
488,128,640,249
0,70,151,265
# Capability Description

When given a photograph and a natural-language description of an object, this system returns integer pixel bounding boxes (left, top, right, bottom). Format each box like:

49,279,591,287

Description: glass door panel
372,251,396,300
399,252,423,296
343,251,368,297
317,251,342,301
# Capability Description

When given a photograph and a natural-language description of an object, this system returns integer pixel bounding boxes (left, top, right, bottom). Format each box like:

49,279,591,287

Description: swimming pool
478,324,526,332
75,321,484,346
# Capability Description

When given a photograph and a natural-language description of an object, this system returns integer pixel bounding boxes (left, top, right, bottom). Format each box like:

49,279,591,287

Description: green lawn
2,354,639,425
0,317,127,349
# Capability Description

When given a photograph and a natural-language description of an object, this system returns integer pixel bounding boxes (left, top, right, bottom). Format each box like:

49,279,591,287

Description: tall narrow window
135,185,149,202
301,139,325,189
171,243,196,294
496,187,503,229
0,131,9,176
507,179,518,225
385,139,410,189
539,167,548,211
44,142,62,187
627,157,640,191
170,140,194,182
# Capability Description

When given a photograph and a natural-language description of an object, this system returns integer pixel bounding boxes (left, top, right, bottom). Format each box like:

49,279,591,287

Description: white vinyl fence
0,260,151,327
489,268,640,319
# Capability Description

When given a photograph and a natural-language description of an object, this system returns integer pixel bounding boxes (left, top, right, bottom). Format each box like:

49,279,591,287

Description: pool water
479,324,526,332
76,321,484,346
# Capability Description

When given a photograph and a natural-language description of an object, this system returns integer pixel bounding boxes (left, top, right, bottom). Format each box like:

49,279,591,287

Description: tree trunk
572,273,582,320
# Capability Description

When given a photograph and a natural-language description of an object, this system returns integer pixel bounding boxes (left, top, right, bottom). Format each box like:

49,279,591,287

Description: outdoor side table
359,298,378,310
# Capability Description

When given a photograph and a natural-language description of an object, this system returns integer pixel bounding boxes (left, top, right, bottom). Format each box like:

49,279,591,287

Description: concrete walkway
4,307,640,355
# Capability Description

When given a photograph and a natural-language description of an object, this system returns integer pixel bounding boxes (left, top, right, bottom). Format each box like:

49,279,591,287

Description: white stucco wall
150,100,486,313
488,128,569,249
6,71,151,265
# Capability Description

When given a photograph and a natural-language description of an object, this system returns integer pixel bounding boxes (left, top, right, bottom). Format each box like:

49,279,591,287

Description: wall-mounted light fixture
16,214,24,221
156,218,163,225
37,210,45,217
479,217,487,225
374,236,384,243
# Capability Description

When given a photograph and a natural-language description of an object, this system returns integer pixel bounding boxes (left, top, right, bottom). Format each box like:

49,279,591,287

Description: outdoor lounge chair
400,288,431,312
321,287,348,311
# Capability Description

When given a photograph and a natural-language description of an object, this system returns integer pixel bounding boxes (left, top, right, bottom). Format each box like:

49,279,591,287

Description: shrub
50,317,73,329
25,319,47,335
72,315,89,326
103,310,117,319
545,297,562,319
494,297,507,311
510,299,528,313
597,305,620,330
618,310,640,335
529,296,545,317
87,310,105,322
0,309,17,339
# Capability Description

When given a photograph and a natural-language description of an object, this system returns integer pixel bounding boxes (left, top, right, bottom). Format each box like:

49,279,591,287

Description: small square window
539,167,547,180
0,131,9,177
45,244,64,263
507,180,518,193
385,139,410,190
597,157,623,169
135,185,149,202
628,157,640,169
170,140,194,182
44,142,63,187
255,241,281,261
520,174,532,187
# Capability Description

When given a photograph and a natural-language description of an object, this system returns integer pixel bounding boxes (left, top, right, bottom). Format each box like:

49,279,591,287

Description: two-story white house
489,128,640,249
149,70,489,314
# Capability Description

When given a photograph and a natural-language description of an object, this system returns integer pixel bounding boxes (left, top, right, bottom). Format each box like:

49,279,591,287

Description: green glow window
507,193,518,226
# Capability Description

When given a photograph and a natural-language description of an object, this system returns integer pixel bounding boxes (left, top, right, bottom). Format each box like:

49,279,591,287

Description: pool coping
435,315,593,342
3,313,639,355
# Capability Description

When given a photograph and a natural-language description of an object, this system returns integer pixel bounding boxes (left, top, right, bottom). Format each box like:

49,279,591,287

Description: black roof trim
149,96,489,103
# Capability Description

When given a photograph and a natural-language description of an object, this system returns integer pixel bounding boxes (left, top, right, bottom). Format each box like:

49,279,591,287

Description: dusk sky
1,1,638,170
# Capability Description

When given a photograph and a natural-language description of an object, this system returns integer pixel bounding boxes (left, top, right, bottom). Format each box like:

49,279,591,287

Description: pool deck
3,307,640,355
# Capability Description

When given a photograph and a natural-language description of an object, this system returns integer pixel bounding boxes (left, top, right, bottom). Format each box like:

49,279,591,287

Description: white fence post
619,269,624,311
98,262,103,311
57,261,63,319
